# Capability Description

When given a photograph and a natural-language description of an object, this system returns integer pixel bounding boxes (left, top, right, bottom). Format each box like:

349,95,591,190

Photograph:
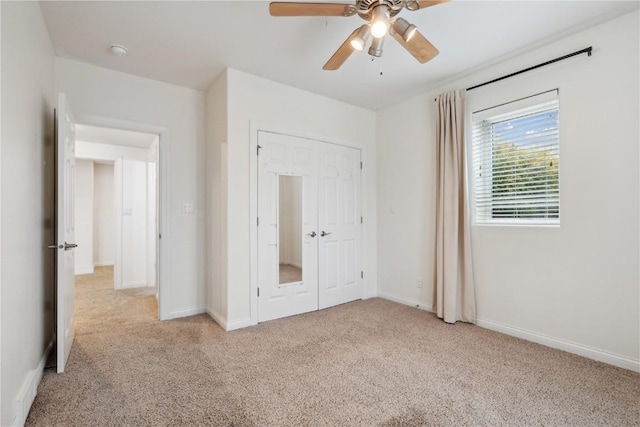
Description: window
472,91,560,225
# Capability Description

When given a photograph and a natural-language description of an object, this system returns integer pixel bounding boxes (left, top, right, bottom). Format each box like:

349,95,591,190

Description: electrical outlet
416,279,423,288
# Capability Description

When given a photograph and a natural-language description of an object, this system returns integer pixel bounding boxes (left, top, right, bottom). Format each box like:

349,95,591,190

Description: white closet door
318,144,363,309
258,132,319,322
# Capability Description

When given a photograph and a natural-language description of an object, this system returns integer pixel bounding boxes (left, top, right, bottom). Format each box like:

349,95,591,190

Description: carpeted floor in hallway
27,267,640,426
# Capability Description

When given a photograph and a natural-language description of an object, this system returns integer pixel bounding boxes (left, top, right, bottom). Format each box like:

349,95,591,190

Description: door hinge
360,216,363,224
360,161,363,170
361,271,364,279
257,145,262,155
257,288,260,297
257,217,259,226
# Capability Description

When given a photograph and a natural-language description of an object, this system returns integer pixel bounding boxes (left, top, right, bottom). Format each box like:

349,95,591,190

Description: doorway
257,131,363,322
73,124,160,319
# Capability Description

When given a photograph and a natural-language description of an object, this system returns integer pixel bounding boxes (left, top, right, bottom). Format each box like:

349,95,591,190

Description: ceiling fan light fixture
393,18,418,42
370,5,390,38
368,35,385,57
350,25,371,51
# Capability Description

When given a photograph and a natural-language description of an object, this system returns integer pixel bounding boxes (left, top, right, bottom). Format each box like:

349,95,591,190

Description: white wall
205,70,228,321
120,159,148,287
93,163,115,266
55,58,206,319
0,2,55,425
376,12,640,370
76,140,149,162
147,161,157,287
74,159,94,274
206,68,377,329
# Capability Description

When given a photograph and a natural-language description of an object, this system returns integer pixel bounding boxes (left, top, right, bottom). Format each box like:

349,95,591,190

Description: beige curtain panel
434,90,476,324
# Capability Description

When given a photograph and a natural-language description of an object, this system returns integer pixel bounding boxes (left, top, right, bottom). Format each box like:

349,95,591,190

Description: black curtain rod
465,46,593,92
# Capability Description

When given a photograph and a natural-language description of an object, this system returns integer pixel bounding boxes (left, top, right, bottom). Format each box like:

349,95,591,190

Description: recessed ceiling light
110,44,128,57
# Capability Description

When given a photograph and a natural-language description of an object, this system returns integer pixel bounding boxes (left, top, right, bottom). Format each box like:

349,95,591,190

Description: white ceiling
75,124,158,149
40,1,639,111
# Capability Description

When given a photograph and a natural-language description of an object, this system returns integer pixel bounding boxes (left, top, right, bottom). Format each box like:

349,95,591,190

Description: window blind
471,92,560,224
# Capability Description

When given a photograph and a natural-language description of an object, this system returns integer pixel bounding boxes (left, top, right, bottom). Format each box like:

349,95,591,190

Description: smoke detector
110,44,128,57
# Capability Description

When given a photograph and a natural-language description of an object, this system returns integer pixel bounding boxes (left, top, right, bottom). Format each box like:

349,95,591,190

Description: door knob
64,242,78,251
320,231,332,237
307,231,317,238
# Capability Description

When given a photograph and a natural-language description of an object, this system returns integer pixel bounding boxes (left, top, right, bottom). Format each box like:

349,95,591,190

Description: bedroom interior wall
55,58,206,319
0,2,56,425
205,69,228,321
376,11,639,370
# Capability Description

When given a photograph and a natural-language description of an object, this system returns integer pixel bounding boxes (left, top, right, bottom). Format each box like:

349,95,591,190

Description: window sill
474,221,560,228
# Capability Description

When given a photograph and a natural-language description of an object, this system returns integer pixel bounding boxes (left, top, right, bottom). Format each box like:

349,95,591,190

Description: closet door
318,144,363,309
257,132,319,322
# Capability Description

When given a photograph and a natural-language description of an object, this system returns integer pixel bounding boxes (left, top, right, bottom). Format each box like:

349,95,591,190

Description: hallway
75,266,157,331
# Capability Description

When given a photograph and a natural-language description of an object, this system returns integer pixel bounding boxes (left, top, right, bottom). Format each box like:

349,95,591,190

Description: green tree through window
473,97,559,224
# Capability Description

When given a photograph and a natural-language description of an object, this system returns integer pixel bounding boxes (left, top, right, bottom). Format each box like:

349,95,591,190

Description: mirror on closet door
278,175,303,285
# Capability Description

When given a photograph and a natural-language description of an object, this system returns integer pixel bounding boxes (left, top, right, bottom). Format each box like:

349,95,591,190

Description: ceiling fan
269,0,449,70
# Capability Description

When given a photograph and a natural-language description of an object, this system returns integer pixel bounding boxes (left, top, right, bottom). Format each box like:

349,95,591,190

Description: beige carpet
27,267,639,426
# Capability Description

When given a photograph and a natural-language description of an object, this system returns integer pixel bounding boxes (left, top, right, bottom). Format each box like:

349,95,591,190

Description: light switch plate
182,202,194,214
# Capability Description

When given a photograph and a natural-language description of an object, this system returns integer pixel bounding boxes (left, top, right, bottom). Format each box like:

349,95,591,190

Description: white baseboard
93,261,113,267
362,291,378,300
226,317,252,331
120,280,147,289
163,306,206,320
13,339,53,426
378,291,639,372
476,317,640,373
377,291,435,313
205,308,252,331
75,267,94,275
206,308,227,330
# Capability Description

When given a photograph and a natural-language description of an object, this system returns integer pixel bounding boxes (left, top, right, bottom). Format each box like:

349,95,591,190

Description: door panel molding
255,129,363,323
56,93,77,373
257,133,319,322
318,143,363,309
250,123,368,326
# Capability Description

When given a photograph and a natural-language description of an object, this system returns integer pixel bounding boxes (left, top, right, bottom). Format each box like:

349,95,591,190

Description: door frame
73,112,170,320
249,122,367,326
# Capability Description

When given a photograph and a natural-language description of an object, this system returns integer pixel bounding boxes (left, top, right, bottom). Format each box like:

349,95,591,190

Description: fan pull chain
368,56,384,76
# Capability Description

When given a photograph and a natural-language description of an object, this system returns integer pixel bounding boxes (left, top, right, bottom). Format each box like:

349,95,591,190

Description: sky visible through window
492,110,558,148
485,106,559,220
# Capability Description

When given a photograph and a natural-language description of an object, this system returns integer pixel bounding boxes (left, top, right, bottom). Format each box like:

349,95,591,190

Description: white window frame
471,90,560,226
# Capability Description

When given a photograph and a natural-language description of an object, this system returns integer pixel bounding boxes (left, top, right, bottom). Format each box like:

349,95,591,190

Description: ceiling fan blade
416,0,450,9
323,29,359,70
391,29,439,64
270,2,354,17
